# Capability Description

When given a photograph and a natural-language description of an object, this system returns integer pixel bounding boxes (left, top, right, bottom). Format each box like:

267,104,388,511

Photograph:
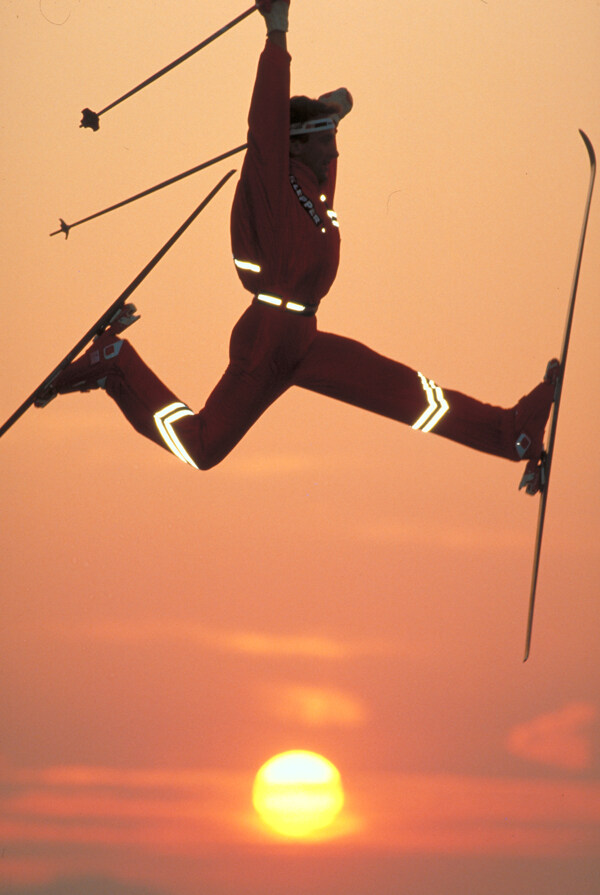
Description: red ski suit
98,38,524,469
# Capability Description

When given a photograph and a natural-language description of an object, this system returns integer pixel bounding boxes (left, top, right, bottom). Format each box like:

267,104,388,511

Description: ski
0,169,236,440
523,130,596,661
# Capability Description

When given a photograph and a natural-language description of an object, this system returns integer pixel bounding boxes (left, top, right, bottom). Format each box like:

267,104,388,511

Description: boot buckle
516,432,531,459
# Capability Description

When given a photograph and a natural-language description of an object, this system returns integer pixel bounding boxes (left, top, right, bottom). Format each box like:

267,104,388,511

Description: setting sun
252,750,345,838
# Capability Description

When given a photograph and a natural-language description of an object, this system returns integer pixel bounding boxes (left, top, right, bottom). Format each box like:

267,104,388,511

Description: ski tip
579,129,596,167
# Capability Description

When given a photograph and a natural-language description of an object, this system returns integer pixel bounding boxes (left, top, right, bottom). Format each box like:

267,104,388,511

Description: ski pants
104,300,516,470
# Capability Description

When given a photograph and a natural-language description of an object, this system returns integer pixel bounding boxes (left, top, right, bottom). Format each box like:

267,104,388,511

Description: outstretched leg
292,330,555,463
53,328,208,467
52,303,313,469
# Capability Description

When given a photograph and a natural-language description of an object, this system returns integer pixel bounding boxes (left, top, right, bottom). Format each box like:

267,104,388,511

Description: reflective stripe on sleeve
412,373,450,432
233,258,261,273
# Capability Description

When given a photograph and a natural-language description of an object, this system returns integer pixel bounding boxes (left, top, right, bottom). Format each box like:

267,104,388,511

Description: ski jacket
230,39,340,308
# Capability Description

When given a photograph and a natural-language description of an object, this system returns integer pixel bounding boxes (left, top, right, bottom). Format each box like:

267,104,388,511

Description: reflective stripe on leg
412,372,450,432
154,402,199,468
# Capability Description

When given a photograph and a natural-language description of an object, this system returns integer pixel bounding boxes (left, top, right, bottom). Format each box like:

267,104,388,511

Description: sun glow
252,750,344,838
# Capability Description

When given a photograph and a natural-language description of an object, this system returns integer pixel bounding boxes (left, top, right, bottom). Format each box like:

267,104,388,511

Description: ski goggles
255,293,317,316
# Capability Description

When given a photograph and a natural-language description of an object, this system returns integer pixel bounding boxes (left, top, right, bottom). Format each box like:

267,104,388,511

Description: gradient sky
1,2,599,894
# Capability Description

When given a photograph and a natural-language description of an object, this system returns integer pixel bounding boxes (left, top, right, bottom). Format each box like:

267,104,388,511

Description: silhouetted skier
49,0,556,492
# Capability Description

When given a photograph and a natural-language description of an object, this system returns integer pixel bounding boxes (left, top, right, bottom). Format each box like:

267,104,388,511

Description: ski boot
516,359,561,495
34,303,140,406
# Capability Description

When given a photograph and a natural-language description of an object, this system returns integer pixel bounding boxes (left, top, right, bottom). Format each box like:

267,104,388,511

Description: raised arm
243,0,292,195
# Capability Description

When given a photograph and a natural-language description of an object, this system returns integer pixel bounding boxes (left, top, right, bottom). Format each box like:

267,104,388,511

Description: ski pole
51,144,247,238
80,5,258,131
0,169,236,440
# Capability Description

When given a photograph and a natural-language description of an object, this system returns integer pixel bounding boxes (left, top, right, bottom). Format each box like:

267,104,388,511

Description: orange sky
1,2,599,894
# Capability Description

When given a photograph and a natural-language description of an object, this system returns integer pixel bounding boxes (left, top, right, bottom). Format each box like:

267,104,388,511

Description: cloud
0,762,252,854
7,765,243,790
0,875,166,895
213,629,384,660
353,771,600,856
52,619,393,660
3,760,599,866
2,756,600,895
506,702,597,771
259,682,368,728
214,629,351,658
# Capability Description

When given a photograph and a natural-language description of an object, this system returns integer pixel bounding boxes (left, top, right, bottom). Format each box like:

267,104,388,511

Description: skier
47,0,557,493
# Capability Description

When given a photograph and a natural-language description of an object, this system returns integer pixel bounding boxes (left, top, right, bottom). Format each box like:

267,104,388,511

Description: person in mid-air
46,0,557,494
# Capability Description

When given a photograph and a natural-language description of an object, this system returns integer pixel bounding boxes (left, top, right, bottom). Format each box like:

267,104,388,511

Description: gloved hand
318,88,353,123
257,0,290,34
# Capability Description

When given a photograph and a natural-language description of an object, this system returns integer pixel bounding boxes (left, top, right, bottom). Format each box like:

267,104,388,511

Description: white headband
289,117,337,137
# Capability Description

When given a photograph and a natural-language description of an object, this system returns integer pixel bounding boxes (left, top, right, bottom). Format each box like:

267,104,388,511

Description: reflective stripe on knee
412,372,449,432
154,402,199,469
